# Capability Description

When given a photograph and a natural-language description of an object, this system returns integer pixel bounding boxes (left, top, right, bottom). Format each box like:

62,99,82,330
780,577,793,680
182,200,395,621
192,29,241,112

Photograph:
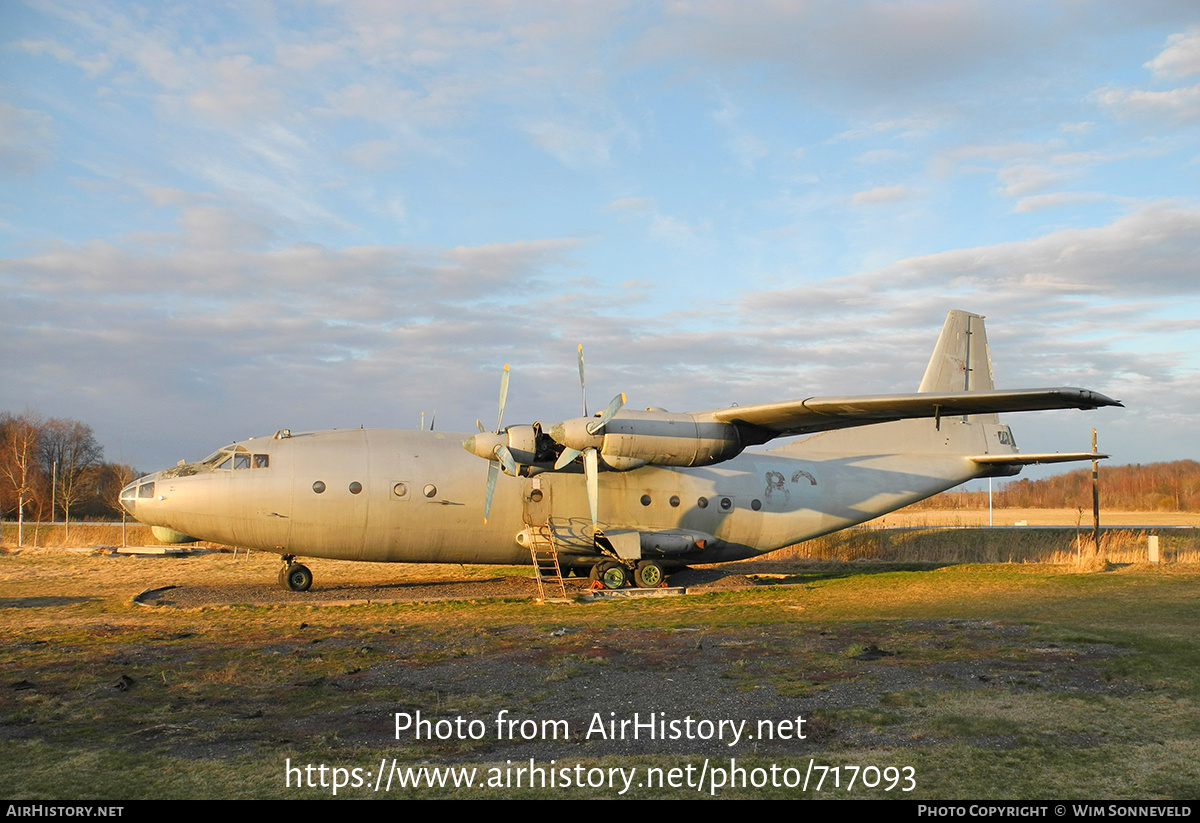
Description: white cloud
861,203,1200,299
16,38,111,76
605,197,655,214
522,119,615,169
996,164,1071,198
1094,83,1200,126
1012,191,1123,213
850,185,910,204
1145,27,1200,79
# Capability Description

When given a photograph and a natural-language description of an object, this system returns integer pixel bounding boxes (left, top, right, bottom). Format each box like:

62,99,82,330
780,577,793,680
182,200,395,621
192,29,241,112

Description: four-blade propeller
460,364,519,522
462,349,625,526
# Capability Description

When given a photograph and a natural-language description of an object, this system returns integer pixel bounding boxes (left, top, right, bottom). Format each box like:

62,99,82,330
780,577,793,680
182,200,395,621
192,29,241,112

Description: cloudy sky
2,0,1197,478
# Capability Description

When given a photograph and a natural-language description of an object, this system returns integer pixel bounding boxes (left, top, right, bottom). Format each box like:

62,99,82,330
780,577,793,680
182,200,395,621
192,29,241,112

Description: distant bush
907,460,1198,512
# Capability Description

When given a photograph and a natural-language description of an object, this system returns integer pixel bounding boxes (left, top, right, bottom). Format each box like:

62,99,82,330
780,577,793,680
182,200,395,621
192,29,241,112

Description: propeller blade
476,419,486,433
483,460,499,522
577,344,587,416
495,443,517,477
584,447,599,526
496,364,510,433
586,392,626,435
554,446,582,471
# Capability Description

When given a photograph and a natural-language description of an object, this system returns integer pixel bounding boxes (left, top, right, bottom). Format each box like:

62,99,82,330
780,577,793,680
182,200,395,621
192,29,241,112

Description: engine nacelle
549,409,743,469
462,424,558,473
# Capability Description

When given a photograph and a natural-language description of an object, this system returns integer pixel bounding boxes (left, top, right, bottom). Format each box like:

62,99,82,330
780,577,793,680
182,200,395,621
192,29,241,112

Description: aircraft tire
597,562,627,590
284,563,313,592
633,560,664,588
277,566,288,587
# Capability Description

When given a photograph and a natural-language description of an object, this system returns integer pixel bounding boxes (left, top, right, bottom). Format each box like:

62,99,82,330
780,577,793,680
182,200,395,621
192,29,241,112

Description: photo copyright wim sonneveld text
284,757,917,796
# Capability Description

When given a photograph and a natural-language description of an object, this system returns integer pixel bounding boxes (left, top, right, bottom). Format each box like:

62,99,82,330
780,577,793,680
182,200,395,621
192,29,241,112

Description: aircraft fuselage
122,422,990,567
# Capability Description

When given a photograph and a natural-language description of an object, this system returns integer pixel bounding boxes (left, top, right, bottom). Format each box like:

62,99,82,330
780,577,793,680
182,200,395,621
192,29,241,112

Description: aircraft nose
118,481,138,516
118,473,161,520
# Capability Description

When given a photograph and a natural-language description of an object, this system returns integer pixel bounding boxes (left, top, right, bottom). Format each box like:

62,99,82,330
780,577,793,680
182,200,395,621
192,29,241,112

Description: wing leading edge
701,387,1122,446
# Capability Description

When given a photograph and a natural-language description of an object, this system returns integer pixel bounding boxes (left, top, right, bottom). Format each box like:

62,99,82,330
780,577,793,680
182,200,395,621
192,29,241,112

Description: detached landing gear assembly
278,555,313,592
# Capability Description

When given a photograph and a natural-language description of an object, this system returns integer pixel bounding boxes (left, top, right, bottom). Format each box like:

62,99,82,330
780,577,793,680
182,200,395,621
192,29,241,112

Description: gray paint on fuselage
132,415,995,567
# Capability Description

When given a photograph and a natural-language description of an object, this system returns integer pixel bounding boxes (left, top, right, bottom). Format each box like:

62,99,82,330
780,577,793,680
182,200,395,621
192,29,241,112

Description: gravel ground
138,563,760,607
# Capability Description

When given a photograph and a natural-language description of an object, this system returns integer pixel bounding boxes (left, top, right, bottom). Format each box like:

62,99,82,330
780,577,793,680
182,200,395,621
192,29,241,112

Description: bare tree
0,412,45,547
38,418,104,540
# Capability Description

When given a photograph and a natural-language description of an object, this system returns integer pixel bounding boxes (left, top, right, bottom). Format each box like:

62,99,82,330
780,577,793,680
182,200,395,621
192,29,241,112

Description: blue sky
2,0,1197,476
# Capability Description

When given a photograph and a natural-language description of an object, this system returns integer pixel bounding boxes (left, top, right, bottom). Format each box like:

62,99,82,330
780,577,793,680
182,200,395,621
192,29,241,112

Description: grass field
1,537,1196,800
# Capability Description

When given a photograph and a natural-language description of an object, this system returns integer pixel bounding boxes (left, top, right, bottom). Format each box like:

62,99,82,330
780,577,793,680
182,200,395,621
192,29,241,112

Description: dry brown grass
873,508,1198,527
777,526,1198,565
0,521,228,550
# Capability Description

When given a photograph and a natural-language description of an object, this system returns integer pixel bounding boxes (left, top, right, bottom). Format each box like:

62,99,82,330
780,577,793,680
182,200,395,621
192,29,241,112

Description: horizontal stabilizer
970,452,1108,466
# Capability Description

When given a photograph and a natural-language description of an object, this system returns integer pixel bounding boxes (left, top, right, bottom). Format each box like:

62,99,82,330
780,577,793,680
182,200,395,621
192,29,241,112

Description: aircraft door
522,476,551,526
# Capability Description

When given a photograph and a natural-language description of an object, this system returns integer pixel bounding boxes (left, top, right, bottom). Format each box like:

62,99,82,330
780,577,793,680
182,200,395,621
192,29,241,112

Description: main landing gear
278,556,313,592
589,559,666,590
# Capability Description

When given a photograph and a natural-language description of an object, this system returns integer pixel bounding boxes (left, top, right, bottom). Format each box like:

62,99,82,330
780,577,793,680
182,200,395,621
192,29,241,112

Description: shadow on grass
0,595,96,608
676,560,958,587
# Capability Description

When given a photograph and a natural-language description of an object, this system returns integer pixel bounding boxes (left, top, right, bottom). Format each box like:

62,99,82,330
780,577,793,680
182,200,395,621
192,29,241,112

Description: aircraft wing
700,388,1122,445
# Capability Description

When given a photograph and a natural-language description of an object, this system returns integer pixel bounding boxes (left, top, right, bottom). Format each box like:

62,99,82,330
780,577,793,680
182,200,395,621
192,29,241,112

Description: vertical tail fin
776,309,1012,457
919,310,994,393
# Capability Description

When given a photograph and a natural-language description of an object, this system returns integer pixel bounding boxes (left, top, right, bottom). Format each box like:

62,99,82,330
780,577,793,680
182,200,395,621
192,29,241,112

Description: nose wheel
278,557,313,592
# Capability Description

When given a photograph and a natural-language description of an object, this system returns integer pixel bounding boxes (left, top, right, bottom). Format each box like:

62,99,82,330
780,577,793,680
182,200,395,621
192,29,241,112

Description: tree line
0,411,139,537
909,460,1199,512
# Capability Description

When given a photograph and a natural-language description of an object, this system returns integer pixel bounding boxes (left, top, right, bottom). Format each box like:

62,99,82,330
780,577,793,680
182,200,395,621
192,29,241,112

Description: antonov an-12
120,311,1120,591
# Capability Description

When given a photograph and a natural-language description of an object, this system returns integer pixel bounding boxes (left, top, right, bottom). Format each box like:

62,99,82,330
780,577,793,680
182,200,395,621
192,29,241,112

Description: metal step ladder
528,524,568,601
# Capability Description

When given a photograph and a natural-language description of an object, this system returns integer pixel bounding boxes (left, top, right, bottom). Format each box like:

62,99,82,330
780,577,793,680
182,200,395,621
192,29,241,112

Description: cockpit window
204,446,269,470
137,482,155,499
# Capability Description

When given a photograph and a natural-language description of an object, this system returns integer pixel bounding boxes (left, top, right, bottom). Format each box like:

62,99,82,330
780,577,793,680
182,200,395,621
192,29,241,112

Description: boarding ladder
528,524,568,601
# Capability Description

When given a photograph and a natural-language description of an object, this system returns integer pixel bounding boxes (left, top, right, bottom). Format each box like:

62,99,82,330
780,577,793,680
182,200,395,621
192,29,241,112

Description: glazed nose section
119,481,138,516
118,475,159,519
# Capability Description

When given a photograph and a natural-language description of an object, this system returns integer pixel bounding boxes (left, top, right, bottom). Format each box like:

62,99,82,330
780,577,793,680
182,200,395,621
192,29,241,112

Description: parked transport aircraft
120,311,1120,591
